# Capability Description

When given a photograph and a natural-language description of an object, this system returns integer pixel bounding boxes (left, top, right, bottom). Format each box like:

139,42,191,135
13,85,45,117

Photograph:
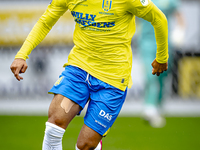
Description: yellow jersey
15,0,168,91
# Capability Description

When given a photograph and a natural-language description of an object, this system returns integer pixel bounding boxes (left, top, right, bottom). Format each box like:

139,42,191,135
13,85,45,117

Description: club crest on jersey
140,0,149,6
102,0,112,12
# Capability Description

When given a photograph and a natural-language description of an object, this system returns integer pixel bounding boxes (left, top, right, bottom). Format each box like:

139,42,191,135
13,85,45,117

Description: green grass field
0,116,199,150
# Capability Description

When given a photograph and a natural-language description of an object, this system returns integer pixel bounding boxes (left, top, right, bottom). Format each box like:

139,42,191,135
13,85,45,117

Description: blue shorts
48,65,127,136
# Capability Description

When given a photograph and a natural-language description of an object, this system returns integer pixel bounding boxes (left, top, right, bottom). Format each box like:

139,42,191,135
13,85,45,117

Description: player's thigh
77,124,102,149
76,87,127,149
48,65,90,109
84,87,127,136
48,94,82,129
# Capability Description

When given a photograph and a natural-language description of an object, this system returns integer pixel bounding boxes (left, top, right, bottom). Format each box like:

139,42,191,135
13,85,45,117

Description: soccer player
10,0,168,149
137,0,185,128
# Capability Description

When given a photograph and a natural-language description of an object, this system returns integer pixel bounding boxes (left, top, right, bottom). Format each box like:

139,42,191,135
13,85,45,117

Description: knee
76,141,96,150
48,114,67,129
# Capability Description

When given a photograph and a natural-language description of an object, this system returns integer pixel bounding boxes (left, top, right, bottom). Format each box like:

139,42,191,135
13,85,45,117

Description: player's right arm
10,0,68,81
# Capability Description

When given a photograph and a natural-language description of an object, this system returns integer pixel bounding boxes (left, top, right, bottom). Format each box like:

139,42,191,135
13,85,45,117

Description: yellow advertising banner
0,2,75,46
178,57,200,98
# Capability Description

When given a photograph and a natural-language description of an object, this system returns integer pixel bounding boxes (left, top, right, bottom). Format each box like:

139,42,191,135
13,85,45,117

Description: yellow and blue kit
15,0,169,136
15,0,168,91
49,65,127,136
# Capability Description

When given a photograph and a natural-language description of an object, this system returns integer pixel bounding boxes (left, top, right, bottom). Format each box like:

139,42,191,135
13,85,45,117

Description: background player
10,0,168,149
137,0,185,128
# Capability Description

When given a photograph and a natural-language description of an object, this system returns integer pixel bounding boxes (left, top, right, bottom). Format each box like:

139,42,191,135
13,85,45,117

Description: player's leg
75,124,102,150
143,72,166,128
42,94,82,150
139,54,165,127
42,65,90,150
76,75,127,150
47,94,81,129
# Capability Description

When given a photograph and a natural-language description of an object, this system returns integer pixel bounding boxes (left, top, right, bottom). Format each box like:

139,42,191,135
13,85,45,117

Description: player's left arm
141,4,168,76
127,0,168,76
142,4,169,76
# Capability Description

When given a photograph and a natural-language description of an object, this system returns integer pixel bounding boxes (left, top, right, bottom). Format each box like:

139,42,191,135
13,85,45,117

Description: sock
75,140,102,150
95,140,102,150
42,122,65,150
75,144,80,150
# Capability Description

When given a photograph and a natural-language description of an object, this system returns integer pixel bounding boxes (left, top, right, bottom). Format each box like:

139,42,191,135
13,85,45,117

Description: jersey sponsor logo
102,0,112,12
140,0,149,6
71,11,96,21
99,12,114,15
71,11,115,28
99,110,112,122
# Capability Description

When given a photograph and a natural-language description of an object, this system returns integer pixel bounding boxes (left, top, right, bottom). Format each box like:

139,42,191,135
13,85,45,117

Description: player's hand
10,58,28,81
151,59,168,76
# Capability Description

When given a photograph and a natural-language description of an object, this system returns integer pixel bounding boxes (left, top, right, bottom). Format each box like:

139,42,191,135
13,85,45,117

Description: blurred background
0,0,200,150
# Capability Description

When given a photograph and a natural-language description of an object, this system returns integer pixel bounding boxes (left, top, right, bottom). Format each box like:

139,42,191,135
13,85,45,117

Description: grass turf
0,116,199,150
